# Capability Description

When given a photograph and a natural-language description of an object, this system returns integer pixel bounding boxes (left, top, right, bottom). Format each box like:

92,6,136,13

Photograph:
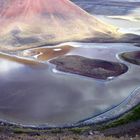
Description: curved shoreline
76,87,140,126
0,50,139,129
0,87,140,129
0,45,139,129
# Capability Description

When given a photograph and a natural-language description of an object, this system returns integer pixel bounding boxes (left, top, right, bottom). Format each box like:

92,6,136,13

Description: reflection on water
0,43,140,126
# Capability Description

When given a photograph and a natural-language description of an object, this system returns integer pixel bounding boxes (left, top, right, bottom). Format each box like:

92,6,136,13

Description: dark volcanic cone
0,0,120,51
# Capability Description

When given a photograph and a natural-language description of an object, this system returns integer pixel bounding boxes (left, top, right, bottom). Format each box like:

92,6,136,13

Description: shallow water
0,43,140,127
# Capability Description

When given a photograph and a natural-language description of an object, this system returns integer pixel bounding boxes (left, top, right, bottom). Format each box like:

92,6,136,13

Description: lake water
0,42,140,127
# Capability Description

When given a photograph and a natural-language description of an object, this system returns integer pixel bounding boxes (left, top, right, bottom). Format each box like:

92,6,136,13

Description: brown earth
50,55,128,80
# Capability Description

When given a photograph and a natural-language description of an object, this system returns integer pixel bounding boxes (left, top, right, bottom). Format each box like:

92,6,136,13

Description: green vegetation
70,126,90,134
10,127,64,135
11,128,40,134
9,126,90,135
101,104,140,130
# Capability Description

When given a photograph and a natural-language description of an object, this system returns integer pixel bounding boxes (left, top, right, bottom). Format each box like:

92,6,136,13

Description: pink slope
0,0,120,51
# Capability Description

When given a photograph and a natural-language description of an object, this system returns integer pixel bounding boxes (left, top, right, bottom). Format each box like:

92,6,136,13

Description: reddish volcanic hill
0,0,120,51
